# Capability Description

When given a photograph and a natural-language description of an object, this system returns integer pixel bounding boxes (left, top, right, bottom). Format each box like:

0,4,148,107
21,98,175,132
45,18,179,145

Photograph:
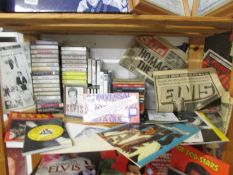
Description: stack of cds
112,79,145,115
61,47,88,86
30,40,62,113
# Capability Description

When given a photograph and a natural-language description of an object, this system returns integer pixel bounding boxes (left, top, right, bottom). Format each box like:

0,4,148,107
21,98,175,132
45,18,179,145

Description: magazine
176,111,229,144
171,145,230,175
5,112,52,148
0,44,34,113
98,123,199,167
35,152,100,175
23,118,72,155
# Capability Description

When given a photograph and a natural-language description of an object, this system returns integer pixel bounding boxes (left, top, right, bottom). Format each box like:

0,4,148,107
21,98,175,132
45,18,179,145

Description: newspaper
0,44,34,113
119,36,187,78
150,68,229,113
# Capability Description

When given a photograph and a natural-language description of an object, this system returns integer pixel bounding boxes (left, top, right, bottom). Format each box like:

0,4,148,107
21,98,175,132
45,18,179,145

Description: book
145,152,172,175
98,122,199,167
5,112,52,148
202,49,232,91
35,152,100,175
171,145,230,175
132,0,190,16
22,118,72,155
176,111,229,144
204,31,233,63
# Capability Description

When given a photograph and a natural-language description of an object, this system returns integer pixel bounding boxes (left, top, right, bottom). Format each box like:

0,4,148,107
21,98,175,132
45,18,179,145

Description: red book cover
5,112,52,148
171,145,230,175
202,49,232,91
7,148,26,175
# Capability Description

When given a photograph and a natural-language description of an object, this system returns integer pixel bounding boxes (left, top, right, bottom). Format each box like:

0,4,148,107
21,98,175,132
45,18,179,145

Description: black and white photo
0,44,34,113
64,85,86,117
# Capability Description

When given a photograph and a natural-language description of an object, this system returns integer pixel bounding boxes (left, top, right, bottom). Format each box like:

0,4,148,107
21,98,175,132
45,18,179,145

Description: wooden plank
0,14,232,36
0,13,232,28
4,24,227,35
188,37,205,69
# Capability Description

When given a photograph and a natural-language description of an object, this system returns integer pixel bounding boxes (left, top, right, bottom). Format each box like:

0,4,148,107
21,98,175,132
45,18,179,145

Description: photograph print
76,0,129,13
64,84,86,118
0,44,34,113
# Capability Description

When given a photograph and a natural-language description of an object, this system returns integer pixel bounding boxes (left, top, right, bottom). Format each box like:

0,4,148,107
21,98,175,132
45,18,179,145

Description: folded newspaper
119,36,187,78
149,68,230,113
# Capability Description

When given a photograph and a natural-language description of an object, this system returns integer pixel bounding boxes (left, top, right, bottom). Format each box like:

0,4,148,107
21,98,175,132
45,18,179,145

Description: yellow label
28,125,64,141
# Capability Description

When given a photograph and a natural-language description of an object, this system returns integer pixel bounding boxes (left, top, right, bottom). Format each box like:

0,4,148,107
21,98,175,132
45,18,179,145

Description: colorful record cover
35,152,100,175
98,123,199,167
5,112,52,148
23,118,72,155
171,145,230,175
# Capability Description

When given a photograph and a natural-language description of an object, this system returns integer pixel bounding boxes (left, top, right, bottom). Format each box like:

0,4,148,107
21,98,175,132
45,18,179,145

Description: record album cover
98,123,199,167
23,118,72,155
5,112,52,148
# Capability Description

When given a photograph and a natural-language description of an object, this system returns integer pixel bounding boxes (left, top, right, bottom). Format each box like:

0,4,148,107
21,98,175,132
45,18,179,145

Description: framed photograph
64,84,86,118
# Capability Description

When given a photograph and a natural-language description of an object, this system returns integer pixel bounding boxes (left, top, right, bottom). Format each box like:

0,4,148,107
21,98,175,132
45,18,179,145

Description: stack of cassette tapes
30,40,63,113
61,47,89,87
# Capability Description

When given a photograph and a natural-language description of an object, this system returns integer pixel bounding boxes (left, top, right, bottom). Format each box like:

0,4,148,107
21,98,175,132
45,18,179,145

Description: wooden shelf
0,12,233,175
0,13,232,36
